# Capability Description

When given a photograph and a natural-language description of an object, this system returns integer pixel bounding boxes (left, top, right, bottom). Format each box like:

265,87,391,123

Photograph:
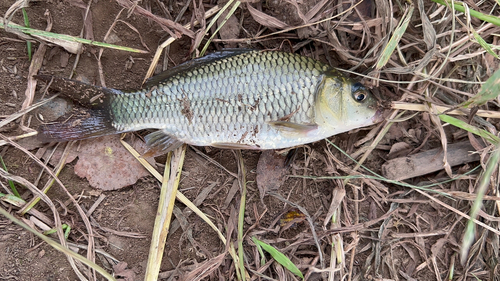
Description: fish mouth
371,109,385,123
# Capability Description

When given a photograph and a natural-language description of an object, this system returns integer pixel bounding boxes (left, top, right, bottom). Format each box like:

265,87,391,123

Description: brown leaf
180,252,226,281
40,143,78,167
417,0,436,50
256,150,289,200
247,3,289,29
73,135,156,190
430,238,448,257
114,0,194,38
323,188,345,228
387,142,412,160
297,27,319,39
113,262,136,281
283,0,307,23
304,0,330,22
217,10,240,48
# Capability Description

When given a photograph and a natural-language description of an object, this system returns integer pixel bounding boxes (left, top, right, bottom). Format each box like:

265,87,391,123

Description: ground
1,0,499,280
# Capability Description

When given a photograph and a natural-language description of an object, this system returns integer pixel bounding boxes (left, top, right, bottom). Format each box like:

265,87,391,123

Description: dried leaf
113,262,136,281
323,188,345,228
304,0,330,22
279,209,306,228
3,0,30,24
283,0,307,24
217,10,240,47
74,135,156,190
114,0,194,38
180,252,226,281
22,12,53,114
417,0,436,50
387,142,413,160
256,150,288,200
247,3,289,29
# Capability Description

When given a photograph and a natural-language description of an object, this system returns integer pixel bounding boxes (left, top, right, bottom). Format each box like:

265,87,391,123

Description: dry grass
1,0,500,280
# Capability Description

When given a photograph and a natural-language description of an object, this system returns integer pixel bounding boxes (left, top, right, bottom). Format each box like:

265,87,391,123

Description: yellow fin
211,142,261,150
268,121,318,134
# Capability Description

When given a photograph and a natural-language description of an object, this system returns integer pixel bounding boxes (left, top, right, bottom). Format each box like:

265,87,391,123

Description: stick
381,141,480,181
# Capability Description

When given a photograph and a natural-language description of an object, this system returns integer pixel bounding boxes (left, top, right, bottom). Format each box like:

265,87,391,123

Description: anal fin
211,142,261,150
143,131,183,157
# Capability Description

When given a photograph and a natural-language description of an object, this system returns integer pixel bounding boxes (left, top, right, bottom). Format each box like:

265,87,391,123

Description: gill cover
315,70,378,129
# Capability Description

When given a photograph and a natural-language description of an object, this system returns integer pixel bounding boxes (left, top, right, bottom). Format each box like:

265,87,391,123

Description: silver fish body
37,50,382,151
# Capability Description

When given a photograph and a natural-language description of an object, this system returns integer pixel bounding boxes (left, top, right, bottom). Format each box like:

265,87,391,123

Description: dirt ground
1,0,499,280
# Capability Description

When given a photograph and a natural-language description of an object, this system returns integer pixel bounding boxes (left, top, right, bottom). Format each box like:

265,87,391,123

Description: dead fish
36,49,383,154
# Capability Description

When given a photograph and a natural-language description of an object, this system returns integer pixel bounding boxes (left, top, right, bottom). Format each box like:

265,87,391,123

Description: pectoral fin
268,121,318,134
211,142,261,150
143,130,183,157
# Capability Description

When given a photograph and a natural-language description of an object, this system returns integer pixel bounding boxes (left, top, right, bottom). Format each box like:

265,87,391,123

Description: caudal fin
38,108,118,142
35,75,120,142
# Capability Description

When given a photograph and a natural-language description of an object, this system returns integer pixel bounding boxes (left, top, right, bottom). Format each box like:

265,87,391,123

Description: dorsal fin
143,49,255,88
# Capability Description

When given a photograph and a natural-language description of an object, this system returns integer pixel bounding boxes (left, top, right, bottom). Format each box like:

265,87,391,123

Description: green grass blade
439,115,500,145
252,237,304,279
0,155,21,198
43,224,71,240
22,8,31,61
195,0,234,56
0,193,25,206
473,29,499,59
460,68,500,108
430,0,500,27
460,145,500,264
0,19,148,54
254,239,266,266
200,0,241,56
375,4,414,70
236,150,247,281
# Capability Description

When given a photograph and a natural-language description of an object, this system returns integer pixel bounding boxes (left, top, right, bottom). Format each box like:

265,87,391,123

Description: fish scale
109,51,327,148
36,49,382,152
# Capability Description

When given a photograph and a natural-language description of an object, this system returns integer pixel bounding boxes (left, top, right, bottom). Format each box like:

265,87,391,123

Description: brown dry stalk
114,0,194,38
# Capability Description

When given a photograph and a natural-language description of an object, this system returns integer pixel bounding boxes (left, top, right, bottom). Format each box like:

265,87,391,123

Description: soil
0,0,496,280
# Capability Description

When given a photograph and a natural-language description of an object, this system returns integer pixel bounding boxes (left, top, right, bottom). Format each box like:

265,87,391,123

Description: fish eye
352,82,368,103
354,91,366,102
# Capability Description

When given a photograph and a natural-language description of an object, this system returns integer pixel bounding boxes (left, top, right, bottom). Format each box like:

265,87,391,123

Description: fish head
316,72,383,133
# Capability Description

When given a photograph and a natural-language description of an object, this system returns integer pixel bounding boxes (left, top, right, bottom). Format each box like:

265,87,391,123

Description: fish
36,49,383,154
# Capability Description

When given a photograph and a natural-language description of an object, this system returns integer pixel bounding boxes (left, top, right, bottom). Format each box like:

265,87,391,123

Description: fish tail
35,75,121,142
